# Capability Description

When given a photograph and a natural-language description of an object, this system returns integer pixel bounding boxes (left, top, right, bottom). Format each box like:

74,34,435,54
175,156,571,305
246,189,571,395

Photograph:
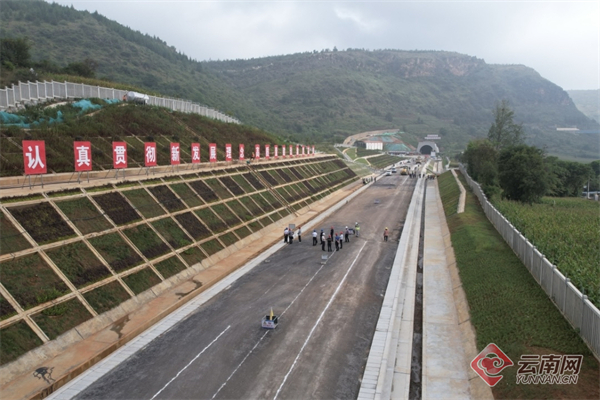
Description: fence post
564,278,570,313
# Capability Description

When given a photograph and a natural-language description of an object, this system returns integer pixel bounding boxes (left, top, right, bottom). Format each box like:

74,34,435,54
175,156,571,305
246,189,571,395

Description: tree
488,100,525,151
0,37,31,68
498,145,547,204
463,139,499,198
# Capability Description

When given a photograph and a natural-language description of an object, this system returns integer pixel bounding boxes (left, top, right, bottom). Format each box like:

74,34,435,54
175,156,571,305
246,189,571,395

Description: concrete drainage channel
357,174,427,400
408,183,427,399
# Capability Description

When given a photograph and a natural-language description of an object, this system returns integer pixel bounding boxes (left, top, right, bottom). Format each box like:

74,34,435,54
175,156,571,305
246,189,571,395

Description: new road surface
65,174,417,399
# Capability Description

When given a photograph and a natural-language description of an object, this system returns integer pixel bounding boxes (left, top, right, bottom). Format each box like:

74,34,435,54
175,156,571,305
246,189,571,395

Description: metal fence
459,164,599,359
0,80,240,124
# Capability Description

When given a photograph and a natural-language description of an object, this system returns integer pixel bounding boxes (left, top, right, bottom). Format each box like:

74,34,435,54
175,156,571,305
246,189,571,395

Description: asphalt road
75,173,416,400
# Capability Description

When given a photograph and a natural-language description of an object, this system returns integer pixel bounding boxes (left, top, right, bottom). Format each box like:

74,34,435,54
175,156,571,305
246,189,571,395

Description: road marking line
211,252,332,399
273,241,367,399
151,325,231,400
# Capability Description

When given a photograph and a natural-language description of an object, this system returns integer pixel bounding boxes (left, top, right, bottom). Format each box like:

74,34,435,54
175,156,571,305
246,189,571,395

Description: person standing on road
355,222,360,237
320,229,325,246
330,226,335,240
334,234,340,251
339,232,344,249
289,229,294,244
284,227,289,244
327,235,333,252
384,227,389,242
345,226,350,243
312,229,318,246
297,226,302,243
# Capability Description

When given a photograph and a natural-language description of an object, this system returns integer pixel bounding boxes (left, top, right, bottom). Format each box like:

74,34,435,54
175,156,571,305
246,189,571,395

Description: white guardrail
459,164,599,359
0,80,239,124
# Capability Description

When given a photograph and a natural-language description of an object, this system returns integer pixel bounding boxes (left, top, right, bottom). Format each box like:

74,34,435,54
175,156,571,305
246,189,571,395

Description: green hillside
1,0,598,159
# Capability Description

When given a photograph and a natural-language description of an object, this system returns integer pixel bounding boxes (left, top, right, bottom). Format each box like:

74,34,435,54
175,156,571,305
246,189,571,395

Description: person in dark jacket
327,235,333,252
334,233,340,251
345,226,350,243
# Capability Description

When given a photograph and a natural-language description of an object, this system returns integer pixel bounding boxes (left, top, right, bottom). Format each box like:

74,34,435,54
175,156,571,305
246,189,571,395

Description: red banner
274,145,278,159
73,141,92,172
113,142,127,169
23,140,47,175
239,144,245,161
255,144,260,160
289,144,293,158
170,143,180,165
296,145,299,157
191,143,200,164
312,145,315,155
265,144,270,160
144,142,157,167
302,145,305,156
209,143,217,162
225,144,232,162
282,145,286,158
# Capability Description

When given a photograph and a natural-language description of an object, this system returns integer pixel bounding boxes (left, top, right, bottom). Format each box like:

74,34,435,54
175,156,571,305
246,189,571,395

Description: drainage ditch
409,182,426,399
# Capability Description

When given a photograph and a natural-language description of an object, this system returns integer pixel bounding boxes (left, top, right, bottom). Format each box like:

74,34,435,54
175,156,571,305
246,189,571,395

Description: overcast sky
48,0,599,90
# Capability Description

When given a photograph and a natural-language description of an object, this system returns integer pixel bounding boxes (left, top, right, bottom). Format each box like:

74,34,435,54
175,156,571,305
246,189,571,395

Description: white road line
273,241,367,400
211,251,333,399
151,325,231,400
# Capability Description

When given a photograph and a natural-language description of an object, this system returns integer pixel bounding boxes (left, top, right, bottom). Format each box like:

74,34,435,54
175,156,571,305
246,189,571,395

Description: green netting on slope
0,111,64,128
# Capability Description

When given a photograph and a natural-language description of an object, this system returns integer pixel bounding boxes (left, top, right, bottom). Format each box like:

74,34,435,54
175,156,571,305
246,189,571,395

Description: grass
151,217,192,249
210,203,241,227
8,202,76,245
122,188,166,219
32,298,93,340
218,176,245,196
56,197,113,235
205,178,233,200
169,183,204,208
88,232,143,272
219,232,239,247
226,199,253,221
0,294,16,321
179,246,205,267
83,280,131,314
47,188,82,198
251,193,275,212
234,226,252,239
492,197,600,307
92,192,141,225
438,170,599,399
194,208,226,233
0,212,32,255
148,185,185,212
248,221,262,232
122,267,162,295
0,320,44,366
188,180,219,203
0,253,70,310
0,194,45,203
437,171,460,217
45,241,111,288
200,239,224,256
231,174,256,193
86,184,114,193
154,256,187,279
174,212,211,240
238,196,263,216
123,224,170,260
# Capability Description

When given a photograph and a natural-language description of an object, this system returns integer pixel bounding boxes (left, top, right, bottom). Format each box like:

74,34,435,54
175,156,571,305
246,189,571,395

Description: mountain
1,0,598,159
567,90,600,123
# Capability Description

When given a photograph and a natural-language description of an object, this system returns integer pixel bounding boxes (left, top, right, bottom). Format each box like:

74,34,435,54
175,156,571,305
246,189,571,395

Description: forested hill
1,0,598,158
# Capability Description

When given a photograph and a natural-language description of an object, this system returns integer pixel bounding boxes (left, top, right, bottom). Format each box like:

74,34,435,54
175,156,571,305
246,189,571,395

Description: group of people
283,226,302,244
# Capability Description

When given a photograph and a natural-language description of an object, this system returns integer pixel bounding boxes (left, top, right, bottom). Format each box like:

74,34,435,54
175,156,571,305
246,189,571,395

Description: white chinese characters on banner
113,142,127,169
74,141,92,172
191,143,200,163
209,143,217,162
239,144,245,160
225,144,232,161
145,143,157,167
23,140,47,175
170,143,180,165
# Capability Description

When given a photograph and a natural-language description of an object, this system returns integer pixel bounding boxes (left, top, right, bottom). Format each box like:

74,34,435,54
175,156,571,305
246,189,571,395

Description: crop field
226,199,252,221
242,173,264,190
0,320,43,365
251,193,275,212
234,226,252,239
56,197,113,234
195,208,227,234
200,238,224,256
238,196,263,216
218,176,245,196
219,232,239,247
210,203,241,227
493,197,600,307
